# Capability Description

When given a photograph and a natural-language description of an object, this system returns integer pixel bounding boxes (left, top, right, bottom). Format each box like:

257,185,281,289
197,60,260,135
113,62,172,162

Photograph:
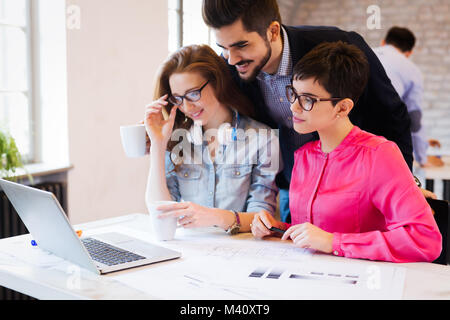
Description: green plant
0,129,31,182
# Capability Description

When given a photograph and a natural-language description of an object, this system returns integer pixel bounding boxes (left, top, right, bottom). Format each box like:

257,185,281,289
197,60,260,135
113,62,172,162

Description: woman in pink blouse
251,41,442,263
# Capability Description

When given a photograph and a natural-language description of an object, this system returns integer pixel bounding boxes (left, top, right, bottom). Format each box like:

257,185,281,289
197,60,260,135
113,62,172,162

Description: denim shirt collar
187,109,243,146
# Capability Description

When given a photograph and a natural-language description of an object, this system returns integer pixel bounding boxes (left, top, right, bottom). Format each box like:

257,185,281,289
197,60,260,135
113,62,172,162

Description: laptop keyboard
81,237,146,266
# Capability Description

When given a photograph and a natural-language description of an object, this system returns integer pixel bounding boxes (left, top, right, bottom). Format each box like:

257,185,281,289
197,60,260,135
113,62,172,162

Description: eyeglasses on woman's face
168,80,209,106
285,84,342,111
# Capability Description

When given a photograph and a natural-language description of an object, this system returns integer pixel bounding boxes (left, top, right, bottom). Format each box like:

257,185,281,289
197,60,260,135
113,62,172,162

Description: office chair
428,198,450,265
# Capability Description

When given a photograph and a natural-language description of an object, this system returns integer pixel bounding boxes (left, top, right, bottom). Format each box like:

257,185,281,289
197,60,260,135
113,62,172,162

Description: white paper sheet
113,255,405,300
111,228,405,300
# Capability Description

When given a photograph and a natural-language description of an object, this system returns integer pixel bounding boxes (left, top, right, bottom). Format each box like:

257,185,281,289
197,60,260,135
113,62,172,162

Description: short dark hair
384,26,416,52
292,41,369,105
202,0,282,37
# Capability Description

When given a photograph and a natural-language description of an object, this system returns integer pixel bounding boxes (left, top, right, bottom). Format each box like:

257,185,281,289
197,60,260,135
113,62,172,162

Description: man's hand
420,188,437,200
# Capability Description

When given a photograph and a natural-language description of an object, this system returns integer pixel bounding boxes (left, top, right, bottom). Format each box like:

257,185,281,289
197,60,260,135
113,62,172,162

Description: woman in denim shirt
144,44,281,234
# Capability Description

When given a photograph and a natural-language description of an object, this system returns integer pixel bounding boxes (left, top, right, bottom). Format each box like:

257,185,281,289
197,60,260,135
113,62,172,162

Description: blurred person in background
374,26,444,169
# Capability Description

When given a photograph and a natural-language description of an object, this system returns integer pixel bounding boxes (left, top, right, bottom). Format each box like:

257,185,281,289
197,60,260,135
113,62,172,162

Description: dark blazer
229,25,413,188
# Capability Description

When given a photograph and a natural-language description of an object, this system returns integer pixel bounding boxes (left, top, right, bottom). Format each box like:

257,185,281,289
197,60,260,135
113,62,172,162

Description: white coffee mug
147,200,178,241
120,124,147,158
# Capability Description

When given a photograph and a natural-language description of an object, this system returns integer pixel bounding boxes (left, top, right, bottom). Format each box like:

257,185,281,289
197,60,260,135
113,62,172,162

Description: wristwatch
414,175,422,188
226,210,241,235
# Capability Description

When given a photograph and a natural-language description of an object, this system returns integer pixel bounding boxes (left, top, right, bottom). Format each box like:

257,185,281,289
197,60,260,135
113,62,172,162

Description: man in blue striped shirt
374,27,443,168
202,0,413,223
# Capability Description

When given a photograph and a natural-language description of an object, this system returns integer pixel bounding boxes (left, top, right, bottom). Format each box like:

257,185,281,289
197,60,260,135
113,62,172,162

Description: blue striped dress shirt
256,27,316,183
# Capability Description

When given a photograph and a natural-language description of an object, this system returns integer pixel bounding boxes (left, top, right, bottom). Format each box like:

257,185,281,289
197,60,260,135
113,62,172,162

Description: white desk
0,213,450,300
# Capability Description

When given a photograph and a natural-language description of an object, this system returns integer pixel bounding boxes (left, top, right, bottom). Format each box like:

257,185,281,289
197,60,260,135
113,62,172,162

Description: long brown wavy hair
153,44,255,153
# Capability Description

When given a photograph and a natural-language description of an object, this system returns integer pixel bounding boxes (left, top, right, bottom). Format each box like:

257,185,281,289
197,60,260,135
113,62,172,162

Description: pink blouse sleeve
331,141,442,263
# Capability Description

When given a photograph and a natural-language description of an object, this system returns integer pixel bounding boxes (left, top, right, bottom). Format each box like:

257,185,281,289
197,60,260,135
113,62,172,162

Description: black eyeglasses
285,85,343,111
168,81,209,106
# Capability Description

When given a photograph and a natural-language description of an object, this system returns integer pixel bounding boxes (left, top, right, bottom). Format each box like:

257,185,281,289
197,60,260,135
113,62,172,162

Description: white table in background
414,155,450,201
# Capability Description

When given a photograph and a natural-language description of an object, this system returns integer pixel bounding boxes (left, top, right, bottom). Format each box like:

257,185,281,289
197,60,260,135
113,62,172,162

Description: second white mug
120,124,147,158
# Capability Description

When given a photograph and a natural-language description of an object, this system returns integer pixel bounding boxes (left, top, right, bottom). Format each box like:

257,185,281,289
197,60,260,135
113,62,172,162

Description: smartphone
269,226,286,235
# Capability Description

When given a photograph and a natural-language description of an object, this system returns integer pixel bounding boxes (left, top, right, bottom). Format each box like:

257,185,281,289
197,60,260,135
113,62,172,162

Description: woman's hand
250,210,286,239
156,202,224,228
144,94,177,149
281,222,334,253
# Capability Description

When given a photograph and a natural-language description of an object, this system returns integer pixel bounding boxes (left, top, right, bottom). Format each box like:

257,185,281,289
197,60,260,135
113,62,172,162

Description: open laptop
0,179,181,274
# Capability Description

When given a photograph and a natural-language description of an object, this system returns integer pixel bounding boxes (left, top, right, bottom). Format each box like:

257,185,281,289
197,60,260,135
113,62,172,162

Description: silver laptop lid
0,179,99,274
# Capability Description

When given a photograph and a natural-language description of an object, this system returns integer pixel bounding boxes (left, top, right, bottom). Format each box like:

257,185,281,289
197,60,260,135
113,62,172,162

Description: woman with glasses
251,41,441,263
144,44,281,234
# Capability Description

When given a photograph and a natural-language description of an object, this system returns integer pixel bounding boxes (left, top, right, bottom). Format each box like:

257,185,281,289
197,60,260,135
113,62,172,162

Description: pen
269,226,286,235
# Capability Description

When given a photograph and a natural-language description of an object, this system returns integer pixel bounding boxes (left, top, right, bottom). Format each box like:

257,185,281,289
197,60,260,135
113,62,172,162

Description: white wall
278,0,450,149
66,0,168,224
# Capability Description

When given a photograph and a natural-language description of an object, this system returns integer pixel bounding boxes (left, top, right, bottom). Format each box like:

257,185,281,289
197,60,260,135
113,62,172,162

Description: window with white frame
0,0,33,162
168,0,220,54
